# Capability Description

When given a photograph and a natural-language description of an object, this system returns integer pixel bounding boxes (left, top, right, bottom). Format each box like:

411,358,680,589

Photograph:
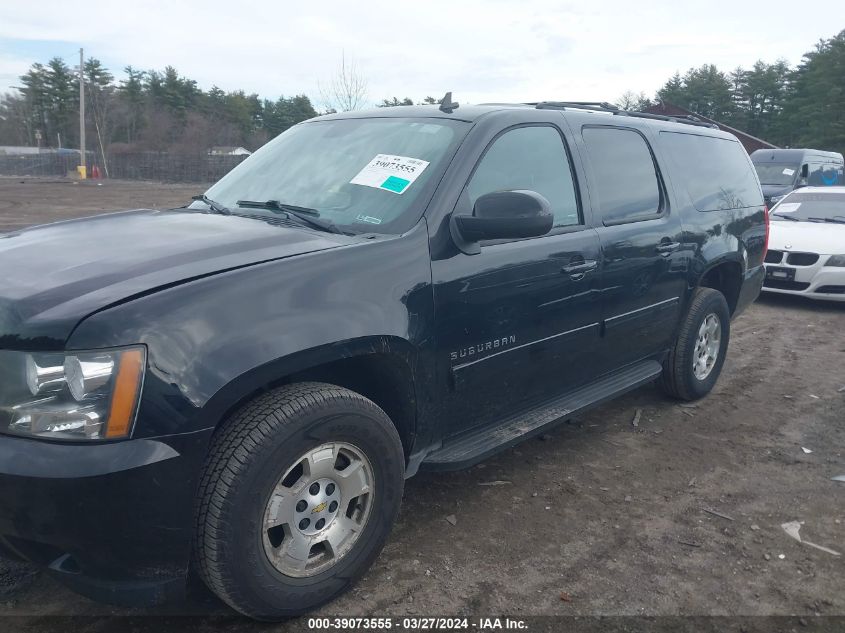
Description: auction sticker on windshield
350,154,430,194
775,202,801,213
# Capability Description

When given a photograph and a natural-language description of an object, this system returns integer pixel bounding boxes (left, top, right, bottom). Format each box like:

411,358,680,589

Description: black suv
0,100,766,619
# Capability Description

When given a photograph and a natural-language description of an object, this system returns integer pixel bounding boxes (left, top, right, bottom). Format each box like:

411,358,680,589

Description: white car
763,186,845,302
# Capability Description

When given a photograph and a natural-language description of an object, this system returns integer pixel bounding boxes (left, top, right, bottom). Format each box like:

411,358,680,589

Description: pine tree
17,63,49,145
781,30,845,154
377,97,413,107
84,58,115,174
119,66,145,144
44,57,76,148
656,72,684,106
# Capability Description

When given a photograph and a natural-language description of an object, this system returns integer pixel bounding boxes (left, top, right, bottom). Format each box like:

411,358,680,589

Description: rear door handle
656,241,681,255
562,260,598,278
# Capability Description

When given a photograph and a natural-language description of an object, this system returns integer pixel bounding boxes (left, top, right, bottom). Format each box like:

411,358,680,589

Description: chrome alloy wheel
262,442,374,577
693,313,721,381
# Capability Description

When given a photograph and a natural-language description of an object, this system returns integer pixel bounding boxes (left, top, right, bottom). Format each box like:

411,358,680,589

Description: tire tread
662,287,730,401
193,382,400,617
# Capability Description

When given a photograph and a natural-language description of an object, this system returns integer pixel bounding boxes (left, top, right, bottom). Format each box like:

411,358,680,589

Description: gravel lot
1,178,844,629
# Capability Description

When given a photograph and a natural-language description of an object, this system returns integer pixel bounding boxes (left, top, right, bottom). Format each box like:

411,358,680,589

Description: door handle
562,260,598,277
656,241,681,255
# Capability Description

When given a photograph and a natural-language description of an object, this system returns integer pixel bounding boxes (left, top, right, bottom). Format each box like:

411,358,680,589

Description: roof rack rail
529,101,719,129
531,101,619,112
616,110,718,129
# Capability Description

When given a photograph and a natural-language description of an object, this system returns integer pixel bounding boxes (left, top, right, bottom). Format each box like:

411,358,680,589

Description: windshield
198,117,469,234
771,191,845,222
753,162,799,186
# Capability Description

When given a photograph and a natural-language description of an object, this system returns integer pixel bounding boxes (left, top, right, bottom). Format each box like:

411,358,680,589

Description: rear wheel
194,382,404,620
661,287,731,401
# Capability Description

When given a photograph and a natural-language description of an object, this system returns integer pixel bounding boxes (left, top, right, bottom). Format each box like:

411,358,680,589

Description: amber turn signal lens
105,348,145,438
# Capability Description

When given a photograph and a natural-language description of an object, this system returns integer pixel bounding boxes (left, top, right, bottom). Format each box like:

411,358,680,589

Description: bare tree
320,52,368,112
616,90,638,110
615,90,652,111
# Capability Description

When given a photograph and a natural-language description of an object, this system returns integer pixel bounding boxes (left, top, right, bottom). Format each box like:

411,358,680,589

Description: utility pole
79,48,86,178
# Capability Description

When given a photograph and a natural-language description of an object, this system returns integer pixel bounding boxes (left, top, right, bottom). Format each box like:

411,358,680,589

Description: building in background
209,146,252,156
644,102,778,155
0,146,41,155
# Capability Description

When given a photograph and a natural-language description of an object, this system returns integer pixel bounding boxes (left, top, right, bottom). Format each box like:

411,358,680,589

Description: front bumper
762,261,845,302
0,429,213,606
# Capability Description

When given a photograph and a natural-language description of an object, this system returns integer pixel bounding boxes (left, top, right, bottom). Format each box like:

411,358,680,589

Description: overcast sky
1,1,843,108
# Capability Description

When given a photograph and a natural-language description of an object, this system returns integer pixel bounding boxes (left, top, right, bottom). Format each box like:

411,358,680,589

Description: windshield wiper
192,194,231,215
236,200,343,234
772,213,799,221
807,216,845,224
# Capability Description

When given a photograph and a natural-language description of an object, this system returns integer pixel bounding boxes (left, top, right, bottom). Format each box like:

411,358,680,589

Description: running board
420,360,662,471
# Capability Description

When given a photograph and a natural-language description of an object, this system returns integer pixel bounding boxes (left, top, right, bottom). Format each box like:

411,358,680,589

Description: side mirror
801,164,809,178
452,190,553,246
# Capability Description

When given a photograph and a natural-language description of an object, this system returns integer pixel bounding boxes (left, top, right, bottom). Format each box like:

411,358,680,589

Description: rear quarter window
660,132,763,211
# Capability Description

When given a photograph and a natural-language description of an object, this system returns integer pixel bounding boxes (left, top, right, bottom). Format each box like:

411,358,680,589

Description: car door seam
604,296,679,326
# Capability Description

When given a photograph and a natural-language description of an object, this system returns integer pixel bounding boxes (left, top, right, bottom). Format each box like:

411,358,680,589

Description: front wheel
194,382,405,620
661,287,731,401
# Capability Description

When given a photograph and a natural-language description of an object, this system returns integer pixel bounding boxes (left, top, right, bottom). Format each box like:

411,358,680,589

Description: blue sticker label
381,176,410,193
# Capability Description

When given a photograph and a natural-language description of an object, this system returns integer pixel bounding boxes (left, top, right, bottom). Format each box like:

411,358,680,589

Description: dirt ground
1,178,844,629
0,176,204,233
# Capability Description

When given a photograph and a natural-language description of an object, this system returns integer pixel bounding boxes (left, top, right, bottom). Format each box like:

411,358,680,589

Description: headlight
827,255,845,267
0,346,145,440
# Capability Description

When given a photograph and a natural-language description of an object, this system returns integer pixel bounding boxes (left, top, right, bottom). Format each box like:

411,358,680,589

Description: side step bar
420,360,662,471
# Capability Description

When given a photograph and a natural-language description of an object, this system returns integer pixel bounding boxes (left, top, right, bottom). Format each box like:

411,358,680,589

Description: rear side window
808,162,843,186
581,127,662,225
660,132,763,211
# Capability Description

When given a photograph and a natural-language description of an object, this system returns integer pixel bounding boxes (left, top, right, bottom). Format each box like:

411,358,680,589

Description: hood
0,209,352,348
769,220,845,254
761,184,794,199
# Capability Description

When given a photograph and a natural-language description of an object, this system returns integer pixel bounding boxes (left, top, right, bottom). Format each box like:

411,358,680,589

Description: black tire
194,382,404,620
661,287,731,401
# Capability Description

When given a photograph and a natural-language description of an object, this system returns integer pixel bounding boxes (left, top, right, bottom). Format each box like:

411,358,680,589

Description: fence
107,153,248,183
0,152,249,183
0,152,83,178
